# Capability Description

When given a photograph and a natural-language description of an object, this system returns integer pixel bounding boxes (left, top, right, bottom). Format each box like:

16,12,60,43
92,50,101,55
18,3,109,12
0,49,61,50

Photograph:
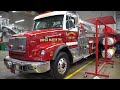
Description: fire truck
4,11,104,79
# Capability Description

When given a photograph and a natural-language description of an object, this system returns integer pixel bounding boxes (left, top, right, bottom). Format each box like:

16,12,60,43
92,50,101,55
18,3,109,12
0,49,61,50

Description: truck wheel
50,52,70,79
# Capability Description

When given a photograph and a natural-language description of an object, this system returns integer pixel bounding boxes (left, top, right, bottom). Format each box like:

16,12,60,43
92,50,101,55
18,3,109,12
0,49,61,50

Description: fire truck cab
4,11,101,79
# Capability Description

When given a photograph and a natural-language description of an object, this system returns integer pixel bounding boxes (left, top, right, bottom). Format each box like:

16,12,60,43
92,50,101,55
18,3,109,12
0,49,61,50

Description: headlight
86,45,89,48
40,50,45,56
9,45,13,49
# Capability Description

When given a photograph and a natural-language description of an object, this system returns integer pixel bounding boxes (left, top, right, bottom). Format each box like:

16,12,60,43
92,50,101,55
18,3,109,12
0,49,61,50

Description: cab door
65,14,78,49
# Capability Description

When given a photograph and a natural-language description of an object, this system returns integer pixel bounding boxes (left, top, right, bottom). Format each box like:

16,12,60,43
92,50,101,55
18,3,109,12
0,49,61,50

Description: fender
39,42,66,61
52,44,73,62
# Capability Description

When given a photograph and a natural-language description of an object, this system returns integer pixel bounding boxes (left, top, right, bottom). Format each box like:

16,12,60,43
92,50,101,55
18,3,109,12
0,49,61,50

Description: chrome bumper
4,56,50,73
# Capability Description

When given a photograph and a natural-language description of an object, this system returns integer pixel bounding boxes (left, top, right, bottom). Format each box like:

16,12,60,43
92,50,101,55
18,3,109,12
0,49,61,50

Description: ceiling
0,11,45,17
3,11,46,14
35,11,46,14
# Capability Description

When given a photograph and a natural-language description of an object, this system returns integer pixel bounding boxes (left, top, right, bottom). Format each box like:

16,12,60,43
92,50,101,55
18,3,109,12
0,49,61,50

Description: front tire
50,52,70,79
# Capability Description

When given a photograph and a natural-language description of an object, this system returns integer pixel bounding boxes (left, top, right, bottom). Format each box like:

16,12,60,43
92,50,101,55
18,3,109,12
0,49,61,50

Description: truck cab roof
34,11,78,20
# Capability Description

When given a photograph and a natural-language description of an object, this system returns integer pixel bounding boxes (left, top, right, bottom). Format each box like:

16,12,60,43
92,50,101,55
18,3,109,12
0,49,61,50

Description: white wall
116,11,120,30
76,11,116,30
0,12,35,42
1,11,116,30
0,12,34,30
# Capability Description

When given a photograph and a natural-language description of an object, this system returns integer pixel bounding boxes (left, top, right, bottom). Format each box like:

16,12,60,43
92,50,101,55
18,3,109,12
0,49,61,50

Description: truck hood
12,28,63,37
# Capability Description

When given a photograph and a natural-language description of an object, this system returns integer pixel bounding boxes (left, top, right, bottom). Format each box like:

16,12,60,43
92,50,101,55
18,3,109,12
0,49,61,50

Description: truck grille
9,37,27,52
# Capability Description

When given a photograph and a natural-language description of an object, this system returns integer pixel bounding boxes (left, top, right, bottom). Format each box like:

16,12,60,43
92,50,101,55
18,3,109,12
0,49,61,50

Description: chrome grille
9,37,26,51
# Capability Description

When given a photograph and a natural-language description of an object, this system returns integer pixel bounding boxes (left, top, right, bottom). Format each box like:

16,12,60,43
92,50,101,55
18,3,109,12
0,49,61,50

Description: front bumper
4,56,50,73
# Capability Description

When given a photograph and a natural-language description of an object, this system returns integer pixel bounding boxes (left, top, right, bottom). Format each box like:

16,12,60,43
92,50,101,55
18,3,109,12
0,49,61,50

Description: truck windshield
33,15,64,30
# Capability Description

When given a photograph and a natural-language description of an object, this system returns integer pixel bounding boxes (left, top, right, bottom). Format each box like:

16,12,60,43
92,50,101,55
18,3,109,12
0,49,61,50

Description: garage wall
0,11,35,42
0,11,117,42
76,11,116,30
0,12,34,30
1,11,116,30
116,11,120,31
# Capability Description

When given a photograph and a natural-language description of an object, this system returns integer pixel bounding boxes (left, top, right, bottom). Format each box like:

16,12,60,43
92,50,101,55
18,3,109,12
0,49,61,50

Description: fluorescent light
15,19,25,23
12,11,17,13
0,15,2,18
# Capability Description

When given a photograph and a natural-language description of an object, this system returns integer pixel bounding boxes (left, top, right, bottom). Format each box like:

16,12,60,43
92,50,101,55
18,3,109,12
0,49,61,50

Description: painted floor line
64,60,93,79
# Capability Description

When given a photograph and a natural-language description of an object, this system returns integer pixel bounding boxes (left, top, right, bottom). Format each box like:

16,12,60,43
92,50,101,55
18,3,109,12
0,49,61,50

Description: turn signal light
32,50,37,56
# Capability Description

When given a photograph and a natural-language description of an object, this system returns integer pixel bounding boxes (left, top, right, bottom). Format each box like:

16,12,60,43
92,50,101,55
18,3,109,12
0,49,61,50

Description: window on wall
116,17,120,30
66,15,75,29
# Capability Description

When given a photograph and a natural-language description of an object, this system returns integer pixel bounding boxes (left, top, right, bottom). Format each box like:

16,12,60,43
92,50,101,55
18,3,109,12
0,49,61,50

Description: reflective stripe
66,42,78,46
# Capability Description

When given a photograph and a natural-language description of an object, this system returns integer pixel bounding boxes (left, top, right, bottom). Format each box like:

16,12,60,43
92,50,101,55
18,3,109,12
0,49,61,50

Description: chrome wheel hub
58,58,67,74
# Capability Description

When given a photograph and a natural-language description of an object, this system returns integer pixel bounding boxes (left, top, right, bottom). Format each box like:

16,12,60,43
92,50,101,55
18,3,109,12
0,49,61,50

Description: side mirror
75,17,80,27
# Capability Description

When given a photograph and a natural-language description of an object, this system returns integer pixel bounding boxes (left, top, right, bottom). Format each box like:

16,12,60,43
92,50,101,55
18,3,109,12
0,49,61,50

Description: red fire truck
4,11,103,79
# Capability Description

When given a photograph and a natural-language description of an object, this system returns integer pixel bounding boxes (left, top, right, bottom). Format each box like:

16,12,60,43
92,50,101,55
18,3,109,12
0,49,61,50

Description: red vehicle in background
4,11,104,79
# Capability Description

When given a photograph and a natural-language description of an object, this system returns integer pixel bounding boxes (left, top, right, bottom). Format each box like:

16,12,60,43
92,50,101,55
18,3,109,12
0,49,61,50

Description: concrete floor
0,50,120,79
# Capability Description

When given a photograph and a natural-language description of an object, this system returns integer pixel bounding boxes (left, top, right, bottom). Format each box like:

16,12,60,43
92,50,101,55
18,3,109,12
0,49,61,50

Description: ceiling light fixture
12,11,17,13
15,19,25,23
